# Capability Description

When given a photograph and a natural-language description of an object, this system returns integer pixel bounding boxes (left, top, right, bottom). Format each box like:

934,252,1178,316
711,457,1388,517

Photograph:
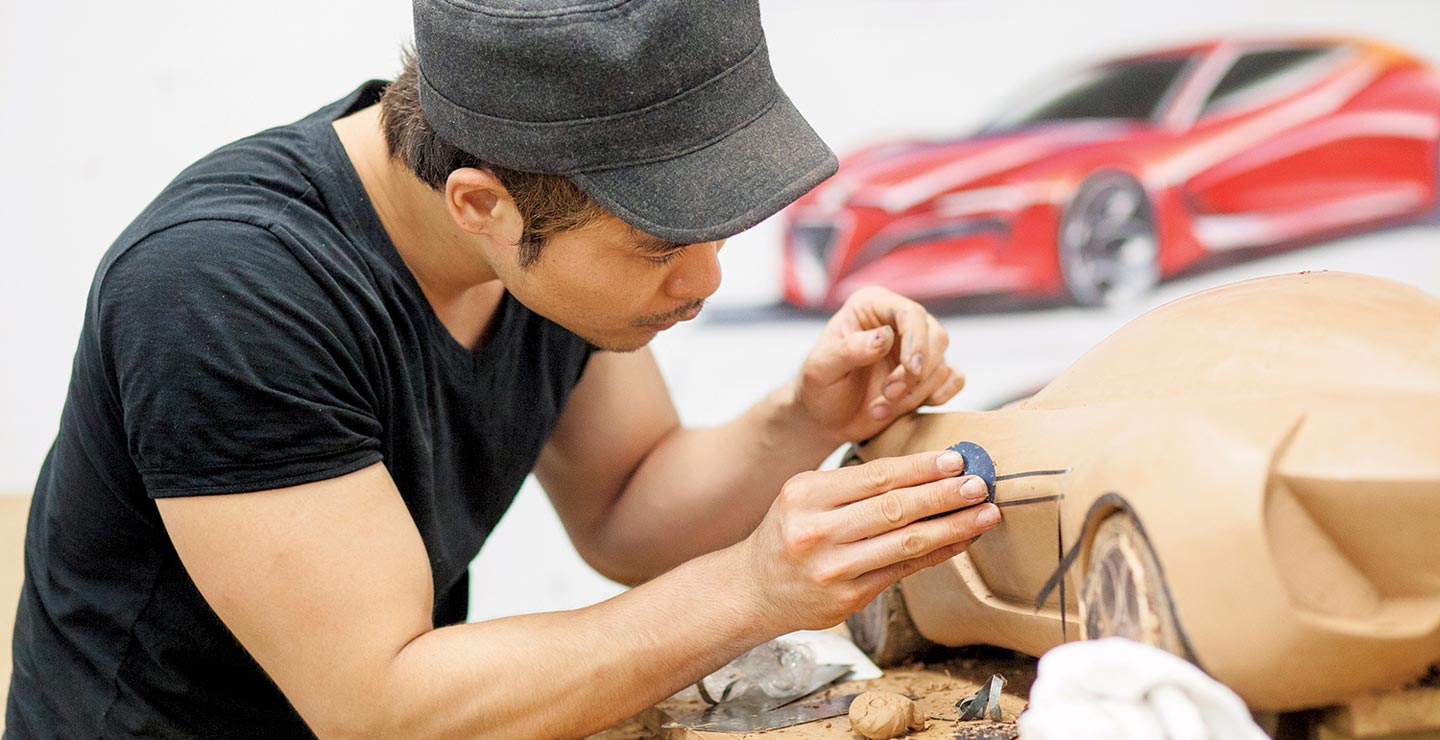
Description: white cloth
1018,638,1270,740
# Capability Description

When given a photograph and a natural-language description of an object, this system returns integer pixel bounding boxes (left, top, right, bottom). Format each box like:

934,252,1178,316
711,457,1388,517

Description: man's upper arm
535,348,680,556
156,462,432,736
101,220,383,494
112,224,430,734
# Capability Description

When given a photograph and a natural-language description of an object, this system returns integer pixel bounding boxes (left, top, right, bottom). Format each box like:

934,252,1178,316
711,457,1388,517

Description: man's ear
444,167,523,243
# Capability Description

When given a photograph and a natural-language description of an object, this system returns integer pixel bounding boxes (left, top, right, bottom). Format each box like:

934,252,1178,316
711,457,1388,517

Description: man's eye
646,250,684,266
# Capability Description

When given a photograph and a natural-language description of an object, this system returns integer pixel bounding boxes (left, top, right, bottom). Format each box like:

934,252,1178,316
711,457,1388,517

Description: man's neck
332,105,505,349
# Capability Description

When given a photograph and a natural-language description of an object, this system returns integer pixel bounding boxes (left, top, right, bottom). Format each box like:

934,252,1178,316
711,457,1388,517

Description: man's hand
536,289,965,587
738,449,1000,632
794,286,965,444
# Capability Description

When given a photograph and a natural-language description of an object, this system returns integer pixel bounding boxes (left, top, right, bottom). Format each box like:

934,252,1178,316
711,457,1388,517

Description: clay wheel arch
1078,511,1189,657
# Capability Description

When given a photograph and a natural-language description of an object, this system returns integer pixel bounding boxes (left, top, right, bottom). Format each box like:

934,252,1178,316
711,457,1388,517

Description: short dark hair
379,50,608,267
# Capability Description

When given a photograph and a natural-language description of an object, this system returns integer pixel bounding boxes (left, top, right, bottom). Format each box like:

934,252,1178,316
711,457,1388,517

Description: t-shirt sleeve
98,219,384,497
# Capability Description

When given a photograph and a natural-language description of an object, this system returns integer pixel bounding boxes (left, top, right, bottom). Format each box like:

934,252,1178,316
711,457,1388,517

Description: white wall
4,0,1439,619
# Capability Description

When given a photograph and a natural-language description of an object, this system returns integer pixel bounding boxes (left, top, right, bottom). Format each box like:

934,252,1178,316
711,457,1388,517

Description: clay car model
845,271,1440,711
782,38,1440,309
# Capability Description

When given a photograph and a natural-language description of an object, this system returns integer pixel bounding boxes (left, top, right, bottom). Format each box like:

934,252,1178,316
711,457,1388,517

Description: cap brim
569,91,838,244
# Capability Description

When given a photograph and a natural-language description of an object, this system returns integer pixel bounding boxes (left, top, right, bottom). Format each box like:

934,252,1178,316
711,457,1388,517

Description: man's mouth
637,301,705,329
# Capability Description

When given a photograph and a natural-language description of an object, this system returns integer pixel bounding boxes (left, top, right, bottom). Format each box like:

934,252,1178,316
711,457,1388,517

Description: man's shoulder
84,219,325,367
127,134,327,246
118,83,382,256
100,217,299,298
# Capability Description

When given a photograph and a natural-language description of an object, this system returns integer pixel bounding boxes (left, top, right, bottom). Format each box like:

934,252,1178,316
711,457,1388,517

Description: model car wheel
1059,173,1160,307
1079,512,1188,656
846,583,935,667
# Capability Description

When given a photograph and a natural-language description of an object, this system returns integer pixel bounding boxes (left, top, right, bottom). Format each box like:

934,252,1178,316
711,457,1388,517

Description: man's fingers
925,365,967,406
892,363,962,414
831,474,990,542
798,449,966,508
851,538,975,598
874,361,910,411
803,325,895,388
831,504,999,583
839,287,934,378
873,361,963,420
892,302,931,378
876,314,953,409
927,313,950,377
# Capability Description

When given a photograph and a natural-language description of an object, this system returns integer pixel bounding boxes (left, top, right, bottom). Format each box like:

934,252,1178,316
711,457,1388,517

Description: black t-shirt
6,82,594,738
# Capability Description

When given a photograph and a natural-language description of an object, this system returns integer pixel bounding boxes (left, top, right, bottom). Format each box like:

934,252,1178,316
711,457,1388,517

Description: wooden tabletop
591,647,1036,740
1,494,33,734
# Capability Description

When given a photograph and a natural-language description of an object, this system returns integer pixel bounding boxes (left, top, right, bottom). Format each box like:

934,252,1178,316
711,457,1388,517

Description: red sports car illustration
781,37,1440,309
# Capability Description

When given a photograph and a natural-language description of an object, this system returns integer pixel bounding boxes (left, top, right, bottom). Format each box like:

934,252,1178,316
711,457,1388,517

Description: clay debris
847,690,927,739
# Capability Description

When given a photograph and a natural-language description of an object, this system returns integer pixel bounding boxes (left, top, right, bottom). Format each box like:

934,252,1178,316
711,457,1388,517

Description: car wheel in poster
1058,172,1160,308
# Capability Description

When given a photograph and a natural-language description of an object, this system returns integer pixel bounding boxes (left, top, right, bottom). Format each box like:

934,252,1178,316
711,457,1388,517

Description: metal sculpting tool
664,692,861,733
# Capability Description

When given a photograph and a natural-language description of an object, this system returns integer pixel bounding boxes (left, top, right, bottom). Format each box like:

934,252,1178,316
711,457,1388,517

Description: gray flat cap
413,0,838,243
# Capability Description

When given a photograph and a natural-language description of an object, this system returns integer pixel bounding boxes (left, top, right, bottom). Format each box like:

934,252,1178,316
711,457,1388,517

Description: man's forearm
365,545,777,740
359,445,993,740
165,450,992,740
584,381,845,583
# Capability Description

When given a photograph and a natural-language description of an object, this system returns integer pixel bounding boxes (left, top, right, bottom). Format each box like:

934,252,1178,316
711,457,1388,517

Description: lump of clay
848,690,927,739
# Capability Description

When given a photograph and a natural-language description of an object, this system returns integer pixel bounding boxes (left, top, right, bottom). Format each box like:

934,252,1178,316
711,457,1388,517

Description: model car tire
1078,512,1188,657
1058,172,1161,308
846,583,936,667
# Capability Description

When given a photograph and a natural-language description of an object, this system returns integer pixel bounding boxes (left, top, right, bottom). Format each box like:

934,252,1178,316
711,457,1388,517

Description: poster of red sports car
781,37,1440,310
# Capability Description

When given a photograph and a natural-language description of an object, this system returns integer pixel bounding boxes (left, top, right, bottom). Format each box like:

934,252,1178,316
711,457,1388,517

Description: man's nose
664,241,723,301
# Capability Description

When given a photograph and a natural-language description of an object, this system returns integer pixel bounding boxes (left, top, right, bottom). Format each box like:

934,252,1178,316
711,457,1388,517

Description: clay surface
855,272,1440,711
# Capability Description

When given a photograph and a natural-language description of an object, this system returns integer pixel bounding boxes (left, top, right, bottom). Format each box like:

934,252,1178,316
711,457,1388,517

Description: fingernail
870,328,887,348
960,476,986,499
909,353,923,374
883,381,904,400
870,403,891,420
977,505,1001,528
937,451,965,473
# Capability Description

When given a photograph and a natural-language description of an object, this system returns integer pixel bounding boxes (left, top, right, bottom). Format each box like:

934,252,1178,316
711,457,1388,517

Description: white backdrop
3,0,1438,620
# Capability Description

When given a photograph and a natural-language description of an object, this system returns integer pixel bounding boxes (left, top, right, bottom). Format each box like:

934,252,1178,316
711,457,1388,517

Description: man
6,1,999,737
